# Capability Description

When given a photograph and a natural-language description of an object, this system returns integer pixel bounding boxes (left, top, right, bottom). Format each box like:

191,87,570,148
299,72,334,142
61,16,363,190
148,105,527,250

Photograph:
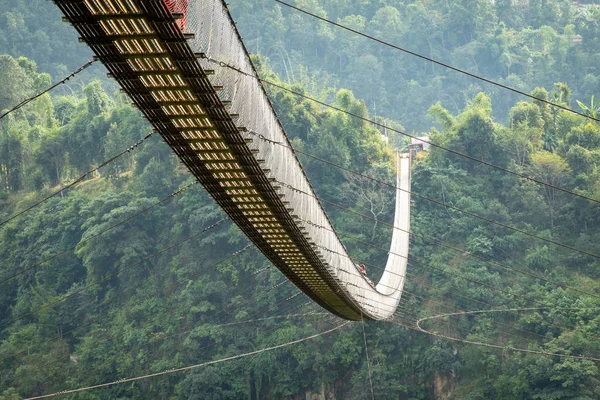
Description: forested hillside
229,0,600,132
1,1,600,399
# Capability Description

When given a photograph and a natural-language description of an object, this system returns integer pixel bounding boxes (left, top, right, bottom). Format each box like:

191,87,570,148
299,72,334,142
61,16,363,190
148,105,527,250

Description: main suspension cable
205,57,600,207
271,0,600,124
245,129,600,261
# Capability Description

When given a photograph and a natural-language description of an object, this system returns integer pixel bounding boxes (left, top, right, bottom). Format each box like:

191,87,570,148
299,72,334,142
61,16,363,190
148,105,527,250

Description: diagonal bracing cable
0,131,155,228
354,272,600,362
410,308,600,361
0,60,96,122
271,0,600,124
246,129,600,260
24,321,350,400
318,235,600,348
276,178,600,301
1,217,230,329
348,286,597,363
400,287,600,351
396,290,539,344
4,244,255,362
0,180,199,286
394,293,600,363
206,57,600,206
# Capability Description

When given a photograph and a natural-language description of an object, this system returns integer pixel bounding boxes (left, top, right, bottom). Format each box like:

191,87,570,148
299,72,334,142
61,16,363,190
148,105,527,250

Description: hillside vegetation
0,1,600,399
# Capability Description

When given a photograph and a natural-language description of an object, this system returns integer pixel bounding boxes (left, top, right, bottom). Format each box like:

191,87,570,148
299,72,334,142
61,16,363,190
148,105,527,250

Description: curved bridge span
54,0,411,320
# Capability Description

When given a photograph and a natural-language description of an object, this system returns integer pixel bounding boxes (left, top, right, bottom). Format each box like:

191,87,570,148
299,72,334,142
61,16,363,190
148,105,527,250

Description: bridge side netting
376,155,410,297
184,0,409,319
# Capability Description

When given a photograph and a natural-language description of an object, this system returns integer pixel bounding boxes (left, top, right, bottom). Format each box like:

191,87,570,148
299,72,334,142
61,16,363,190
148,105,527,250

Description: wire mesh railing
182,0,411,319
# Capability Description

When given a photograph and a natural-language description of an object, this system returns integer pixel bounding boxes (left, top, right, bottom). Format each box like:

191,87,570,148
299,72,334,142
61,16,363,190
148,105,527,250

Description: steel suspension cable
131,302,332,379
0,131,155,228
350,286,541,352
24,321,350,399
0,179,198,286
1,217,230,328
271,0,600,124
205,57,600,206
0,60,96,122
238,121,600,263
247,128,600,262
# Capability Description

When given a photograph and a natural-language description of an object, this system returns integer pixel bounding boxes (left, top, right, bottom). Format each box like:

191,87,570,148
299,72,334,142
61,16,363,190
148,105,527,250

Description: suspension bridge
1,1,599,398
53,0,412,321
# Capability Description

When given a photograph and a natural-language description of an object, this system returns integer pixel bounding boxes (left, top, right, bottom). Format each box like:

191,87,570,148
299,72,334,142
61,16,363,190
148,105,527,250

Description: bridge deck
54,0,410,320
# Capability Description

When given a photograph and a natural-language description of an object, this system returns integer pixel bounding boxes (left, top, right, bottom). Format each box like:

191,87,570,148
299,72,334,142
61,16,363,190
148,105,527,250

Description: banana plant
576,95,600,120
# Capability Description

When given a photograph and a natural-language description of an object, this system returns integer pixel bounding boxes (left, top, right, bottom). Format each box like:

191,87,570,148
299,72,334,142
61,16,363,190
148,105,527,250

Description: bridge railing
182,0,410,319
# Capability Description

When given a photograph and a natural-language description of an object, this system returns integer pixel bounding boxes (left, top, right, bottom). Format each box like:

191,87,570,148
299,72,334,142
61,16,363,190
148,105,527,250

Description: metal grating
55,0,368,320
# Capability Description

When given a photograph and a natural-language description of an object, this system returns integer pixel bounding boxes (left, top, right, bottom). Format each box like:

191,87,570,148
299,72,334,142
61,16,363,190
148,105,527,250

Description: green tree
0,55,33,112
528,151,570,229
0,129,23,192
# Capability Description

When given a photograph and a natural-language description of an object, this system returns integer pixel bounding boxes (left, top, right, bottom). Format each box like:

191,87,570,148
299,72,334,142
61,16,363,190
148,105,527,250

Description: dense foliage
228,0,600,131
1,1,600,399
